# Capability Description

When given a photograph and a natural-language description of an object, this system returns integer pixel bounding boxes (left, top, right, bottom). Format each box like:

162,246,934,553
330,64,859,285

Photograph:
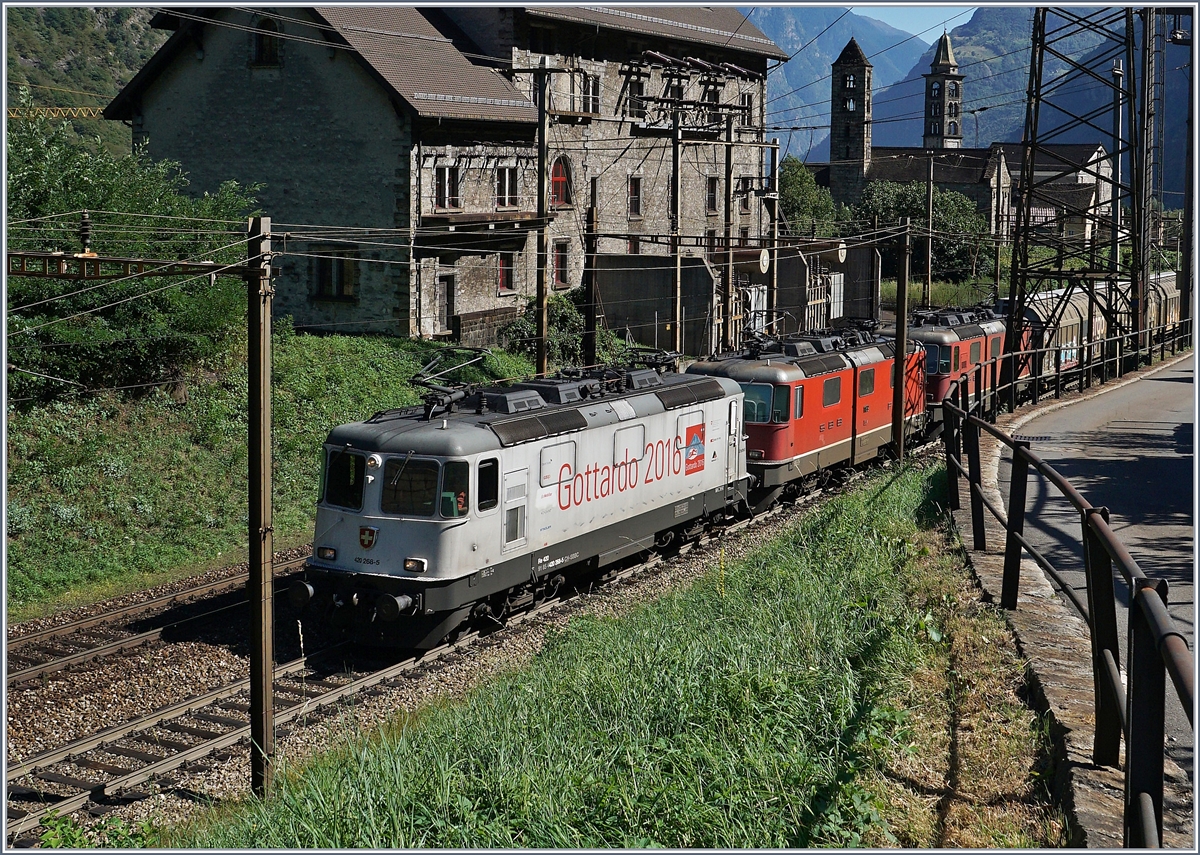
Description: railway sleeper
102,744,167,764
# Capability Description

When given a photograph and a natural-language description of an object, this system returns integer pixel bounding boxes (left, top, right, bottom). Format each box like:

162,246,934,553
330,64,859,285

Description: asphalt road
997,354,1195,779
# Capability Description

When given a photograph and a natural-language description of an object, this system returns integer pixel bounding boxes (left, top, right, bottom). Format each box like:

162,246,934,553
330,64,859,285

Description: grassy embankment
879,278,1008,312
5,330,530,620
161,463,1065,848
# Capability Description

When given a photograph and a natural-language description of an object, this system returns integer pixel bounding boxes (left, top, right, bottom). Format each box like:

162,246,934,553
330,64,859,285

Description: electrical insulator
79,211,92,253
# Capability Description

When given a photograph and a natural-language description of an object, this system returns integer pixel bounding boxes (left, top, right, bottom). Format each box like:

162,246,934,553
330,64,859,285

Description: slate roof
106,7,535,125
527,6,787,59
869,148,999,185
833,38,871,67
996,143,1109,178
315,7,535,122
930,32,958,71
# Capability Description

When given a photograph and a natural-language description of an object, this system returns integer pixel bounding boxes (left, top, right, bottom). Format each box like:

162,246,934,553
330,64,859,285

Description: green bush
6,99,259,402
499,289,632,369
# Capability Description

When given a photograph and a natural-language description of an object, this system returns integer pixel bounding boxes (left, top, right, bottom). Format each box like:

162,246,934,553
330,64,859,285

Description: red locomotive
686,326,927,510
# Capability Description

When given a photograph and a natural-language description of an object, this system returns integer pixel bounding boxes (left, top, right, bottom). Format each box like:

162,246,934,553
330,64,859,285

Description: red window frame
551,158,572,206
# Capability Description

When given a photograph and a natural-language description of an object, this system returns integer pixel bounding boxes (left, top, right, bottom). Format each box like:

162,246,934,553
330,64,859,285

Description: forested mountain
757,6,1187,205
5,6,166,154
749,6,929,162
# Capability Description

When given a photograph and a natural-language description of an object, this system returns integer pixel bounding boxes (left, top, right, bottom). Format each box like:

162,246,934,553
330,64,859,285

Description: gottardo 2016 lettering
557,434,693,510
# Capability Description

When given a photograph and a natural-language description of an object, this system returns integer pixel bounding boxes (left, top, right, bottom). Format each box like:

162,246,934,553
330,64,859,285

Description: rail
940,319,1193,847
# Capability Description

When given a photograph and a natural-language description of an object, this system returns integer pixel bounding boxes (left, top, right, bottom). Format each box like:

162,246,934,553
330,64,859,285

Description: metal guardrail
941,320,1193,848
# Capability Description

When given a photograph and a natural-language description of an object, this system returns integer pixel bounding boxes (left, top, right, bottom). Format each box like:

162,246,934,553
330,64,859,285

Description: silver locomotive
293,355,749,648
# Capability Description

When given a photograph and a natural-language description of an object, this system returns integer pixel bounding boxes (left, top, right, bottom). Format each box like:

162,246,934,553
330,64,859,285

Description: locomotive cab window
823,376,842,407
990,337,1002,359
741,383,773,423
324,450,366,510
772,385,790,423
478,459,499,512
381,457,440,516
969,341,981,364
794,385,804,419
441,461,470,518
952,347,960,372
858,368,875,396
923,344,941,374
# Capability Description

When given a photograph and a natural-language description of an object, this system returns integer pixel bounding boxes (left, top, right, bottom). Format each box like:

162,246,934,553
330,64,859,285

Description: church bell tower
829,38,872,206
923,32,964,149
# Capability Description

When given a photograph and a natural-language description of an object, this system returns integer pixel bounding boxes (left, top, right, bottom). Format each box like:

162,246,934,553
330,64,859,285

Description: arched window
931,103,940,117
845,73,856,89
948,102,958,118
254,19,280,66
930,122,940,136
931,81,941,98
948,82,959,97
843,98,855,112
949,122,959,135
550,157,573,206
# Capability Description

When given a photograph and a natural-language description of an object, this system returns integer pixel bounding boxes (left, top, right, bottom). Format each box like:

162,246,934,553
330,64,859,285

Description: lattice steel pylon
1005,7,1154,365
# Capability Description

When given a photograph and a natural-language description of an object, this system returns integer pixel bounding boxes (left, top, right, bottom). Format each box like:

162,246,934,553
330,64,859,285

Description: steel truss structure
1006,7,1169,363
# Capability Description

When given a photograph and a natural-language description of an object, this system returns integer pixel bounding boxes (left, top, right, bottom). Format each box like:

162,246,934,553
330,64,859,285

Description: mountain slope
5,6,166,154
871,7,1187,204
750,6,929,161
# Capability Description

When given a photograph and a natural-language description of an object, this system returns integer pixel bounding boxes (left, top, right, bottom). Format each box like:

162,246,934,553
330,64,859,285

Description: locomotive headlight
366,454,382,470
748,449,764,460
403,557,427,573
317,546,337,561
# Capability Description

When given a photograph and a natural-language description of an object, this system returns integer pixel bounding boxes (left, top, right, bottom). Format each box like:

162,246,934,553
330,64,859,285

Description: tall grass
5,330,530,616
172,465,942,848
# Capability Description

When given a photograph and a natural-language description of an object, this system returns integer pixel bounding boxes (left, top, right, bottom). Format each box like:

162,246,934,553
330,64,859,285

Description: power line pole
891,217,911,462
672,108,683,354
583,177,598,366
767,138,779,329
536,58,550,376
723,114,735,351
246,215,274,798
1184,23,1194,346
925,152,934,306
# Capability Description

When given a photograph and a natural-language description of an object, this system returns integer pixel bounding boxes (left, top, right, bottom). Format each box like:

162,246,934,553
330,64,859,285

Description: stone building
106,6,786,350
441,6,786,351
818,31,1111,247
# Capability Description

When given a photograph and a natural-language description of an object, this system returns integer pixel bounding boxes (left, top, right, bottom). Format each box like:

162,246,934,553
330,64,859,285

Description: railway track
6,558,309,688
4,483,831,842
6,450,938,843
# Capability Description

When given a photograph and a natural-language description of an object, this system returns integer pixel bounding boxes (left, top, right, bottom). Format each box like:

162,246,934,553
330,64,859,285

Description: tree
852,180,990,282
6,100,259,402
499,289,630,368
778,155,841,236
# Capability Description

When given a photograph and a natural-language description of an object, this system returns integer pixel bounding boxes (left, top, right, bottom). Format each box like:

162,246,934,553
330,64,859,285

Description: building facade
106,6,785,350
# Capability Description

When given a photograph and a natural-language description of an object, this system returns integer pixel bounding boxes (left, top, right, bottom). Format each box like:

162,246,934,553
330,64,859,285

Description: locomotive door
501,469,528,552
726,398,740,499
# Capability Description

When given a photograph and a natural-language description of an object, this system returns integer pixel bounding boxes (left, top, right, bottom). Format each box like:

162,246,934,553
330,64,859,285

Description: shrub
5,95,259,403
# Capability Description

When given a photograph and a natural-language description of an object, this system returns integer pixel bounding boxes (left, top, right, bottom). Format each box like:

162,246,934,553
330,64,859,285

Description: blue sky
849,6,978,42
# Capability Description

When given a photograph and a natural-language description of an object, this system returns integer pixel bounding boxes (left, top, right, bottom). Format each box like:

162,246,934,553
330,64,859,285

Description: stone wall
135,8,411,336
